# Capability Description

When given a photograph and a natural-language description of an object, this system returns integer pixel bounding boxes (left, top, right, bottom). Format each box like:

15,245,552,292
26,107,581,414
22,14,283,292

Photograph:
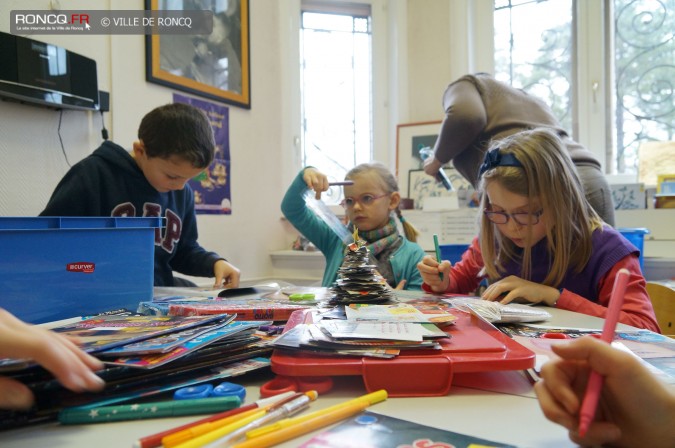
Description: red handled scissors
260,375,333,398
541,332,571,340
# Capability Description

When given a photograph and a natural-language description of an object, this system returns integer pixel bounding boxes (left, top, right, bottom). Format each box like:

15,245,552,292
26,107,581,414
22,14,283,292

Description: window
494,0,574,131
300,2,372,203
493,0,675,176
612,0,675,173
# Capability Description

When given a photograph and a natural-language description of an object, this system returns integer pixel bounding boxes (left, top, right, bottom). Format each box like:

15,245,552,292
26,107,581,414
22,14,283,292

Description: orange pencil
132,391,295,448
231,401,370,448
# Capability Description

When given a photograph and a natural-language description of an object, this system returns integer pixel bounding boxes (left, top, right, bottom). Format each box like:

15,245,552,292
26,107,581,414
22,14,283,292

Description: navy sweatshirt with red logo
40,141,224,286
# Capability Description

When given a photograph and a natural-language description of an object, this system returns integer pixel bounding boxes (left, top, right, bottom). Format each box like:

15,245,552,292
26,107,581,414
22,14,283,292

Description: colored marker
433,234,443,280
133,391,294,448
59,396,241,425
170,393,307,448
245,389,387,439
162,407,264,448
578,268,630,437
234,390,388,448
201,391,318,447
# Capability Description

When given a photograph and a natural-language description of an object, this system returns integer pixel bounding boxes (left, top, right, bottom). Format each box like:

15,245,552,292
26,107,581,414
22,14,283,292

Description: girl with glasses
417,128,659,331
281,163,426,289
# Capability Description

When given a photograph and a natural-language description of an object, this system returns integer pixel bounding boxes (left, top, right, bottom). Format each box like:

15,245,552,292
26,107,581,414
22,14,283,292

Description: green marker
433,234,443,280
289,293,315,301
58,396,240,425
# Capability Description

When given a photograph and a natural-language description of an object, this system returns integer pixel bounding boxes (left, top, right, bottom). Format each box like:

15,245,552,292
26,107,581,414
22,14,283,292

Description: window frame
279,0,390,193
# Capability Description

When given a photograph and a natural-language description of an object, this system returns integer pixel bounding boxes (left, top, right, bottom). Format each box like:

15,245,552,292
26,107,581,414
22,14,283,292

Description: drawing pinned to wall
173,93,231,214
611,183,645,210
396,121,442,198
408,168,475,210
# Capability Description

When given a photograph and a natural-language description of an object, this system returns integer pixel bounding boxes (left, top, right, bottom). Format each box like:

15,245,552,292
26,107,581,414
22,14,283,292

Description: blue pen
433,234,443,280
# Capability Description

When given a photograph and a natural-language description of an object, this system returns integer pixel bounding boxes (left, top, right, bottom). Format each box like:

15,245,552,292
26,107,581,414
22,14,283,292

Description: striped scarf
349,217,400,257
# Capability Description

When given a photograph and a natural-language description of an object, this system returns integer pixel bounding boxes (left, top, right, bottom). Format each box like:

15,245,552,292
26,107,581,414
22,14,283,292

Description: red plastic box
270,308,535,397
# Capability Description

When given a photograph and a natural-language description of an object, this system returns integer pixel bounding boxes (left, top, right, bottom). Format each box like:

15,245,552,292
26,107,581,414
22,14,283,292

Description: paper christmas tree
329,228,396,304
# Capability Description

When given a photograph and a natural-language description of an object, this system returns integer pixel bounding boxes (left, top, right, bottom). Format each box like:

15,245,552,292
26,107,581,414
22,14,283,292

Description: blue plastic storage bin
618,227,649,273
0,217,162,324
439,244,470,265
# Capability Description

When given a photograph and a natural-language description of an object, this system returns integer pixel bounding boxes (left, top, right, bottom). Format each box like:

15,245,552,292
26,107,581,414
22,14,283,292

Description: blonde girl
417,128,659,331
282,162,425,289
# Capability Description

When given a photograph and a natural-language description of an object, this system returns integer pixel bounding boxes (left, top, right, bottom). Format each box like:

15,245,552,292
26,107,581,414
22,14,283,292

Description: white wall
3,1,669,285
0,0,435,285
0,0,291,283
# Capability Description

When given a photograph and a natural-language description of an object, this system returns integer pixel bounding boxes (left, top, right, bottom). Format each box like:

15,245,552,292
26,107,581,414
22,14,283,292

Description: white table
2,308,625,448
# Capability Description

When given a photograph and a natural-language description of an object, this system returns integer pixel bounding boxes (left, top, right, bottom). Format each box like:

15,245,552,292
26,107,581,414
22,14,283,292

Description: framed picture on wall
145,0,251,109
395,121,442,199
408,168,475,210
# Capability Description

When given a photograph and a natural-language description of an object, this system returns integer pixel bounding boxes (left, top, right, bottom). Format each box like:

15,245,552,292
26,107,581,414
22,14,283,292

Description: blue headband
478,149,523,176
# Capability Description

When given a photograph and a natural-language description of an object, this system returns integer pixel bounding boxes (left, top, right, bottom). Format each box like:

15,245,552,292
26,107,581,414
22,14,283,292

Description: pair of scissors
259,375,333,398
541,332,571,340
173,381,246,401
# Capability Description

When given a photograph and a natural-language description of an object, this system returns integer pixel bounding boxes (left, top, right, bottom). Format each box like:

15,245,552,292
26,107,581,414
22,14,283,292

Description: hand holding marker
433,234,443,280
578,268,630,436
420,146,453,191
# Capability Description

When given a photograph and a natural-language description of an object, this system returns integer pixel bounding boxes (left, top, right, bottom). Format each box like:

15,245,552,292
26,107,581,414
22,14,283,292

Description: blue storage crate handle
0,216,164,230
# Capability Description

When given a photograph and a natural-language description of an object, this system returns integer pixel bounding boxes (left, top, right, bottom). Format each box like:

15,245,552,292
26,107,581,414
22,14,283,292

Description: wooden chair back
646,282,675,337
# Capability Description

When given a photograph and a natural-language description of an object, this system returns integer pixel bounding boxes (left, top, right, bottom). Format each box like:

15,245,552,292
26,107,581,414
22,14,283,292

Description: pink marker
577,268,630,437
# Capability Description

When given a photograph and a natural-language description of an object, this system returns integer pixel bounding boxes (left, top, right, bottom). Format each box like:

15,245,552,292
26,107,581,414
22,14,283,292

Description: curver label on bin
66,262,96,273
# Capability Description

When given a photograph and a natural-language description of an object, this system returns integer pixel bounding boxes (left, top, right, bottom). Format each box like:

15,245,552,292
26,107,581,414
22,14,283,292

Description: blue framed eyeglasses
341,193,389,209
483,208,543,225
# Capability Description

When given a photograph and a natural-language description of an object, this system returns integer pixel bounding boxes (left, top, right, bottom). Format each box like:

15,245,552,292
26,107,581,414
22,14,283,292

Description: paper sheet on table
445,296,551,323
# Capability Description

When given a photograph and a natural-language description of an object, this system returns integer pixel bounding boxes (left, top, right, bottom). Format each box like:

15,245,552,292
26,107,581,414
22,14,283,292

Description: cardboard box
0,217,162,324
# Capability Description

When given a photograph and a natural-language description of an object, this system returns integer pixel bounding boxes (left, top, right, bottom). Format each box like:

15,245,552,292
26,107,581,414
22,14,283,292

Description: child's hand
302,168,330,200
213,260,241,289
0,309,105,410
482,275,560,306
535,336,675,448
417,255,451,292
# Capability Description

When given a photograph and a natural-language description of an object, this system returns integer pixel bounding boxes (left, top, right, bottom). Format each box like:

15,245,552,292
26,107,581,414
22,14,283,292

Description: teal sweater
281,170,425,289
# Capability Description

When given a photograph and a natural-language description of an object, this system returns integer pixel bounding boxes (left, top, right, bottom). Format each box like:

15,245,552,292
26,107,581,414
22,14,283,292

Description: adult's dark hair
138,103,215,168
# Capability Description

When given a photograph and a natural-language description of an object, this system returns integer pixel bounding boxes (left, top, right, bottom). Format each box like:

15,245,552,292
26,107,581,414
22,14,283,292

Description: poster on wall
173,93,232,214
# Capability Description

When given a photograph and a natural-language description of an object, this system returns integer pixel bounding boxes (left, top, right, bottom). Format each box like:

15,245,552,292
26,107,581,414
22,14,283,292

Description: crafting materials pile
329,236,396,304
